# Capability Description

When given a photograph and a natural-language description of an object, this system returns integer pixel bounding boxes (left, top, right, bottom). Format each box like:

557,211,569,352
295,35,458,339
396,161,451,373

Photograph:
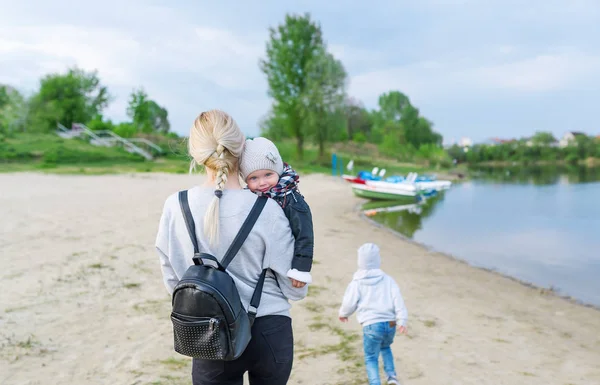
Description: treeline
259,13,446,166
2,13,447,168
0,68,172,139
447,131,600,165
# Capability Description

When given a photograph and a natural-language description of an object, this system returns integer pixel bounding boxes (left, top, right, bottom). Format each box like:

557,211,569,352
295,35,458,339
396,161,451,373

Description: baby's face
246,169,279,192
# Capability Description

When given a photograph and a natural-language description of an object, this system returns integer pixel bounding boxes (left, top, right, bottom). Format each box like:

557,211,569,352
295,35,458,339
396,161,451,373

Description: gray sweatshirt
338,243,408,327
155,186,308,318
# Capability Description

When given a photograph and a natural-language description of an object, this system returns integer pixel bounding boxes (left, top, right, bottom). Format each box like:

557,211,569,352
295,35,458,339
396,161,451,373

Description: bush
0,141,35,161
352,132,367,143
565,153,579,165
113,123,137,138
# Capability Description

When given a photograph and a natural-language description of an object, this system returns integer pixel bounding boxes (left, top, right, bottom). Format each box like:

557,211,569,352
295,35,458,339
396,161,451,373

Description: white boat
341,162,450,201
342,174,424,202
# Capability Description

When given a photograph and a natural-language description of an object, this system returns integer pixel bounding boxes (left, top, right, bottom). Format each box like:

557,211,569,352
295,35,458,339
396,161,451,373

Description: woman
155,110,307,385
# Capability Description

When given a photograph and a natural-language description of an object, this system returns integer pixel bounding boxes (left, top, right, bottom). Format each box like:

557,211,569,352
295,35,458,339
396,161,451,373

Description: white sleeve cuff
286,268,313,284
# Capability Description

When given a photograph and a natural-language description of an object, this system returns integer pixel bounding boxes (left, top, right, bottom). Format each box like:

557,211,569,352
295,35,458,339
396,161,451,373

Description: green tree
26,67,110,132
0,85,27,133
400,105,441,148
345,97,372,141
0,86,8,109
126,88,170,134
377,91,411,122
531,131,557,146
260,13,324,159
302,49,347,158
370,90,442,150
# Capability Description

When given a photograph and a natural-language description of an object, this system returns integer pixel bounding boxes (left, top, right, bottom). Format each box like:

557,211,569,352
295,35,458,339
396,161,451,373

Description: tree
26,67,110,132
0,86,8,109
368,90,442,151
127,88,170,134
377,91,411,122
345,97,372,141
0,85,27,133
302,49,347,158
260,13,324,159
531,131,557,146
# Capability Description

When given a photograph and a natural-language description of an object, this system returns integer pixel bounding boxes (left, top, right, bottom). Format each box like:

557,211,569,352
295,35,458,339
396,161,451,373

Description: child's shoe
387,377,400,385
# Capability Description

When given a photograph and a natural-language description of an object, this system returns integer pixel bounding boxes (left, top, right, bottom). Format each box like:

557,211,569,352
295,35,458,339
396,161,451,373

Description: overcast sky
1,0,599,143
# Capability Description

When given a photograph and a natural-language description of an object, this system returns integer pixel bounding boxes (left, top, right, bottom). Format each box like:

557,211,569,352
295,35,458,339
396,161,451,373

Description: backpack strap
220,196,268,325
178,190,200,259
220,196,268,268
247,269,268,325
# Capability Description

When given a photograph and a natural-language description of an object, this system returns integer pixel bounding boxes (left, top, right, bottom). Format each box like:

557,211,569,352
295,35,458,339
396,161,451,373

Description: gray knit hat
240,137,284,180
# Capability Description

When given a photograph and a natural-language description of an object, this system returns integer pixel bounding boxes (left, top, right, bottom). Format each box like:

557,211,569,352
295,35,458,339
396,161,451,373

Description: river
364,166,600,307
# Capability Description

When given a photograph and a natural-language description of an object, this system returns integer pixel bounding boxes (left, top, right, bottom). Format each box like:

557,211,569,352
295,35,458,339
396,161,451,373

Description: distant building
559,131,586,148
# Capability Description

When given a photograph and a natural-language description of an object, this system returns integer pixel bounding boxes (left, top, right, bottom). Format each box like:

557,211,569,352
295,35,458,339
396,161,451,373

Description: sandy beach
1,172,599,385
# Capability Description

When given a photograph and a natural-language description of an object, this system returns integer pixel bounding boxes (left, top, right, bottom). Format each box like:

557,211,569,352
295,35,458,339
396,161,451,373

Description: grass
303,301,325,313
89,262,111,269
297,275,367,384
0,133,144,164
158,357,190,370
307,284,325,297
133,299,167,315
1,134,449,178
423,319,437,328
0,158,190,174
4,304,29,313
0,334,49,361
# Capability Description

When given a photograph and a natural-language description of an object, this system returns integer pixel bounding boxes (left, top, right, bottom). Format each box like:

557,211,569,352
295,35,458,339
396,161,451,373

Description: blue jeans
362,321,397,385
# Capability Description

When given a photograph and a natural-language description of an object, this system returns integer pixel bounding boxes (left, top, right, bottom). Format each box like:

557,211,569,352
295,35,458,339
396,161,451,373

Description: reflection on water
363,194,446,238
363,166,600,307
469,165,600,185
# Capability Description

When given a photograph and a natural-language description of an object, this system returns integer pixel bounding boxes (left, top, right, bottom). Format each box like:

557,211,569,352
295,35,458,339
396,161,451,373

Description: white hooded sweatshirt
338,243,408,327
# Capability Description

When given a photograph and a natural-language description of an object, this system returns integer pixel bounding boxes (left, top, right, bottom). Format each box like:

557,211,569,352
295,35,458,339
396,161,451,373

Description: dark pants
192,315,294,385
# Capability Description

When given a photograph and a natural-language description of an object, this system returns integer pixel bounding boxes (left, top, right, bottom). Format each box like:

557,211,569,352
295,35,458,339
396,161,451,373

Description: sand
1,172,599,385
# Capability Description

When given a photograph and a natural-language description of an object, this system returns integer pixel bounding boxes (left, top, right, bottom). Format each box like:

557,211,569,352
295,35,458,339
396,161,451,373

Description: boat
342,166,450,202
346,177,423,202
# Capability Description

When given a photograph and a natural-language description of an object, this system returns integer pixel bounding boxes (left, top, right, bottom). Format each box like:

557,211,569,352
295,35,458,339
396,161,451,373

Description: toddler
339,243,408,385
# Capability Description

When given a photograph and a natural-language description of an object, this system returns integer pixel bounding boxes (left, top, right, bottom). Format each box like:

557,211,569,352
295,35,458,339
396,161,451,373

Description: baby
240,137,314,287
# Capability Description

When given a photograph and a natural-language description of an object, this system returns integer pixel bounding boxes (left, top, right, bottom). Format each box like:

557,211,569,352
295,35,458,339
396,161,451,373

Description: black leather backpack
170,190,268,361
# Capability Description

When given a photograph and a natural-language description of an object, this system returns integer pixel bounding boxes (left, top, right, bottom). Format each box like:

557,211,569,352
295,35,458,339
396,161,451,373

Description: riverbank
472,157,600,168
1,172,598,384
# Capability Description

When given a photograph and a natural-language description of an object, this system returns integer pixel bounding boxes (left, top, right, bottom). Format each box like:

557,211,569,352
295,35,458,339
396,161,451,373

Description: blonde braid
188,109,245,246
204,144,230,245
214,144,228,193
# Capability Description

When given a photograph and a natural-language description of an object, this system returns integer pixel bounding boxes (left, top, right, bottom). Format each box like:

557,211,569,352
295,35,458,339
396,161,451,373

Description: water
365,166,600,307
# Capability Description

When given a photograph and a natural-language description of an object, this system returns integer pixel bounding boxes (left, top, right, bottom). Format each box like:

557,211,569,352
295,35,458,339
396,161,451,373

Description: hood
357,243,381,270
352,268,385,285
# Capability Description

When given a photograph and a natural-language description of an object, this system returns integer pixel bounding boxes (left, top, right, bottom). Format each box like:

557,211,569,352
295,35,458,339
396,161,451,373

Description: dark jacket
273,189,314,273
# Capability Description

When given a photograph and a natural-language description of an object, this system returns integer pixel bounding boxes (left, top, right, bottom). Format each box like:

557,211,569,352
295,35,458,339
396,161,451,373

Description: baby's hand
397,325,407,334
339,317,348,323
291,279,306,288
